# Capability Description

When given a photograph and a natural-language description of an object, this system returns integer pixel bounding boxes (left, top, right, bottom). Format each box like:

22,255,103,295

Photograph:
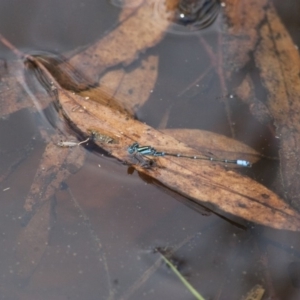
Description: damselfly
128,142,251,168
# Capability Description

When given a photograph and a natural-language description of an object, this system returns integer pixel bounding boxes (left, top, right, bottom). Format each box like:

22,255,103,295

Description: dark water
1,1,300,299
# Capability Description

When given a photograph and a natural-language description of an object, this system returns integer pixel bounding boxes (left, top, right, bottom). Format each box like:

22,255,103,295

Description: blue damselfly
128,142,251,168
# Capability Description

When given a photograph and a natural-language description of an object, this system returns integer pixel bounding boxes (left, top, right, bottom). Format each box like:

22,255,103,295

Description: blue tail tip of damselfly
236,160,252,167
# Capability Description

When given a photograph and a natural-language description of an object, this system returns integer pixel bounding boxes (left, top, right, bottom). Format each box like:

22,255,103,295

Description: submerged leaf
80,54,159,115
222,1,300,212
222,0,268,78
0,60,50,117
254,3,300,210
45,0,178,90
235,75,273,125
16,200,52,278
23,133,85,212
242,284,265,300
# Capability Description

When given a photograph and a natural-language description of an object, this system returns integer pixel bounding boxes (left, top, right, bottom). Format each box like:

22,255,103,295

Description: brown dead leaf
254,3,300,210
222,1,300,212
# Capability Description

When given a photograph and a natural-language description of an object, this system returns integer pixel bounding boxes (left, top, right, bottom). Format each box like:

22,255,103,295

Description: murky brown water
1,1,300,299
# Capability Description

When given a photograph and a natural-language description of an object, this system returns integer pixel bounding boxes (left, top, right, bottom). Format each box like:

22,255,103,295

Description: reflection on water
175,0,220,31
110,0,220,34
152,0,221,35
0,0,300,299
